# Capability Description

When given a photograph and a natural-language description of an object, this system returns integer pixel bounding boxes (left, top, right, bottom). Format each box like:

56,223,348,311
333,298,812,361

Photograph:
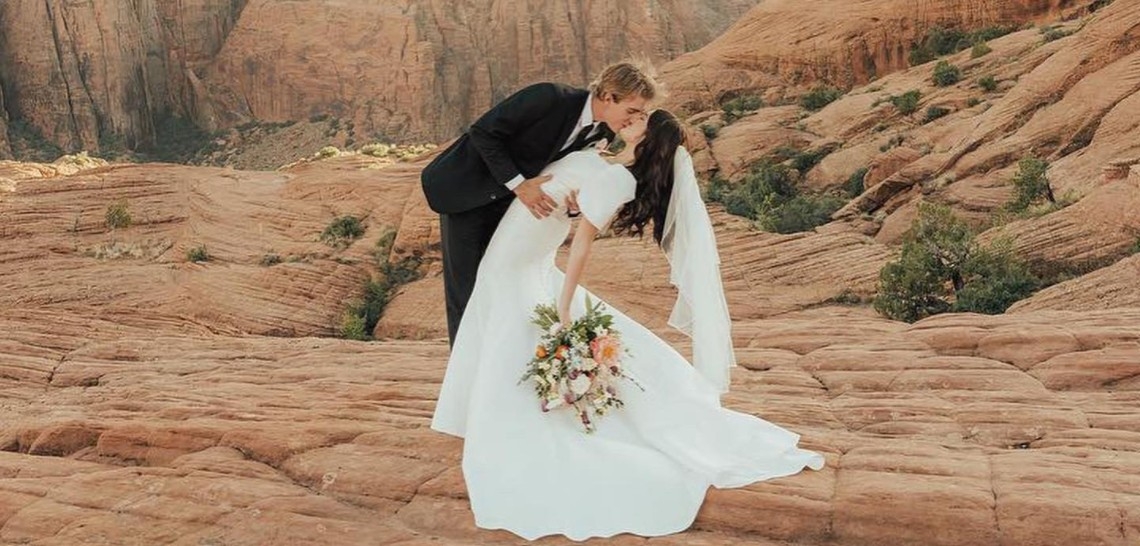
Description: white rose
580,358,597,371
570,374,592,396
545,396,563,410
548,322,563,336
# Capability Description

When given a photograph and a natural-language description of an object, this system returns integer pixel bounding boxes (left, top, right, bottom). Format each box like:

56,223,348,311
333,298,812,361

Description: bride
431,109,825,541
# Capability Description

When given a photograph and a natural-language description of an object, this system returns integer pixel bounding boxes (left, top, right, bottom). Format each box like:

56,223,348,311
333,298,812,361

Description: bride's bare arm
557,217,602,326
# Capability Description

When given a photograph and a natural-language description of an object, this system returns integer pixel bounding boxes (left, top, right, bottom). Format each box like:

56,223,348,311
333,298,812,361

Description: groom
422,61,658,345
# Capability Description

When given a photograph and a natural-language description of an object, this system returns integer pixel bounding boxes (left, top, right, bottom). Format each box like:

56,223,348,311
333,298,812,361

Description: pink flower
590,335,622,367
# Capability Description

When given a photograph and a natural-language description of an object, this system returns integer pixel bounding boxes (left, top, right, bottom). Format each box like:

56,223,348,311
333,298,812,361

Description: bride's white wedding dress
431,150,824,541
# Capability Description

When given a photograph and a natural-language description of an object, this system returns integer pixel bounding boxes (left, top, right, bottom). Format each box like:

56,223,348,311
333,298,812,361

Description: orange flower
555,345,569,359
535,345,547,358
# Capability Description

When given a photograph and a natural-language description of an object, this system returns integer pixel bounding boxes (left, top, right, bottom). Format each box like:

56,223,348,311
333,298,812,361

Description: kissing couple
420,60,824,541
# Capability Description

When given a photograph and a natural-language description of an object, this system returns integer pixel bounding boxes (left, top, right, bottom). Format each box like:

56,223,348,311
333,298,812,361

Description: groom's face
598,93,649,132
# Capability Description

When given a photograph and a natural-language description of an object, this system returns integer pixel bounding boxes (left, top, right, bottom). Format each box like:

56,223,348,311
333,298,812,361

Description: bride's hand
557,303,571,329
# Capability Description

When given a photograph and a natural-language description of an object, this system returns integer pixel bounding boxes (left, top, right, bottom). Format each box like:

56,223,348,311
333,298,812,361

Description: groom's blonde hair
590,60,659,102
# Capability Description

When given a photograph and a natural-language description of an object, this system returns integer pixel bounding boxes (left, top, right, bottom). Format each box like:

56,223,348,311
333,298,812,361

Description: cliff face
0,84,9,159
660,0,1093,114
0,0,758,155
0,0,246,154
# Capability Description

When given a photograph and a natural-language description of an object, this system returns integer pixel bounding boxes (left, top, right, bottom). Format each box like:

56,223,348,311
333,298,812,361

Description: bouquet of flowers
519,296,641,433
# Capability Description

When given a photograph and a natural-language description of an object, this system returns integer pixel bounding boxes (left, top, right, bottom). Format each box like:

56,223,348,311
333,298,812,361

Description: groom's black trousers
440,197,513,346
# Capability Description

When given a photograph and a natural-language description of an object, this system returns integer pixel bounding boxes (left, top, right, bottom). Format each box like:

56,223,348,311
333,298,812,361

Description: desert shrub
361,143,391,157
187,245,209,263
340,255,424,340
952,240,1041,314
1090,0,1115,13
721,95,763,124
317,146,339,158
788,147,834,175
923,106,951,123
706,162,843,234
757,194,846,234
1006,157,1054,212
843,167,869,198
321,215,365,248
1041,25,1074,43
978,75,998,92
971,42,993,58
800,86,843,111
701,124,720,140
933,61,963,87
261,252,282,266
874,203,1040,322
105,201,132,230
909,25,1013,65
966,97,982,107
891,90,922,115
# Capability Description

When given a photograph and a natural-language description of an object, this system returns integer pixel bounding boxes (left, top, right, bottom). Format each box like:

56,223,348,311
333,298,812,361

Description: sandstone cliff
0,0,758,157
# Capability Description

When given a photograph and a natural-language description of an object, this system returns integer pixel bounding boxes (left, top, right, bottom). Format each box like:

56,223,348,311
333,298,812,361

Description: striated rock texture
0,0,757,156
4,147,1140,544
660,0,1093,115
687,0,1140,292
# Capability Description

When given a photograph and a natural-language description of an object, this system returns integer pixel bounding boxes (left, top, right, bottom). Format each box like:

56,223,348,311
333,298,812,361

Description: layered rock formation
0,0,758,156
3,134,1139,543
660,0,1096,114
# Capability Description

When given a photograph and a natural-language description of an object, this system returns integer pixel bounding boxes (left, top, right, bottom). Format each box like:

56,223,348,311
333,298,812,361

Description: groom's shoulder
512,81,588,102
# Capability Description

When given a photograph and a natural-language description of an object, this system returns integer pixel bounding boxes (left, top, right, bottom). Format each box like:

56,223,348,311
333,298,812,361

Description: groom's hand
514,175,557,219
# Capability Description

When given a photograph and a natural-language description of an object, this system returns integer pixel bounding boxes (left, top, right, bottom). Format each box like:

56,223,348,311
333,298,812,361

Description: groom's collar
577,93,595,129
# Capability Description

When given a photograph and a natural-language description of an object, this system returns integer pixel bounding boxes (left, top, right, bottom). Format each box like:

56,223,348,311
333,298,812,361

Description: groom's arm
468,82,560,186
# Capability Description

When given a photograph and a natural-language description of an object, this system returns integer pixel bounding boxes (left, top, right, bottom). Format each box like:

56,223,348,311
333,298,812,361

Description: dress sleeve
577,165,636,229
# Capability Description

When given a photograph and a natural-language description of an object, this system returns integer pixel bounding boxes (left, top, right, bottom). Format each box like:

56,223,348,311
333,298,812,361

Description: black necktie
568,123,597,151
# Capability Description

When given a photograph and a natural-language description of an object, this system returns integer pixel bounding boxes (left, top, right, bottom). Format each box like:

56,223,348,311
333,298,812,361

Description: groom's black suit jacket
421,82,614,214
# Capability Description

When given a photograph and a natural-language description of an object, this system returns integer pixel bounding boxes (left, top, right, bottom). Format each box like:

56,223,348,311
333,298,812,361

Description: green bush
891,90,922,115
721,95,763,124
952,241,1041,314
1007,157,1054,212
701,123,720,140
1090,0,1115,13
1041,26,1074,43
874,203,1040,322
971,42,993,58
321,215,365,248
909,25,1013,65
105,201,132,230
978,75,998,92
317,146,340,158
781,147,833,175
706,162,843,233
843,167,869,198
966,97,982,107
187,245,209,263
933,61,963,87
758,194,846,234
923,106,951,123
800,85,844,111
340,255,424,340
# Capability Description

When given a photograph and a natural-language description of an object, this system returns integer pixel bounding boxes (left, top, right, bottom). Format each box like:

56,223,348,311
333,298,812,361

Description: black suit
422,82,614,345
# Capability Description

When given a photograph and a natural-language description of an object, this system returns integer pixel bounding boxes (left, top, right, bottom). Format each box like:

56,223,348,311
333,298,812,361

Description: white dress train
431,151,824,541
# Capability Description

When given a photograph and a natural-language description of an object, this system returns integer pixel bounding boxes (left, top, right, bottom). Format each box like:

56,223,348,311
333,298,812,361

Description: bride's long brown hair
610,110,686,245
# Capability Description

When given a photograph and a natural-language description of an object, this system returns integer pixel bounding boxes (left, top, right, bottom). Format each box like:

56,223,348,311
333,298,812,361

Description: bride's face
617,113,649,148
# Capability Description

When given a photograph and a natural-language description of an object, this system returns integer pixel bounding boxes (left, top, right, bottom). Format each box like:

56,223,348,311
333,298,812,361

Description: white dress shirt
504,94,597,191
